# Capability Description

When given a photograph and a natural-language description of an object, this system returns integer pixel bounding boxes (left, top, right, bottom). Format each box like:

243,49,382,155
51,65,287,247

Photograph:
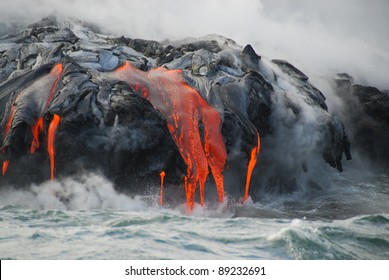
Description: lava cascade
2,64,63,178
1,61,261,209
159,171,165,206
2,160,9,176
113,61,227,212
30,117,44,154
243,132,261,203
47,114,61,181
30,64,63,155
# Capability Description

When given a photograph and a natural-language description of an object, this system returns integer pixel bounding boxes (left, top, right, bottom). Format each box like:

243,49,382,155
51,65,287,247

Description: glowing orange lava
44,64,63,111
159,171,166,206
243,132,261,203
2,64,64,178
113,61,227,212
30,117,44,154
30,64,63,155
2,160,9,176
47,114,61,181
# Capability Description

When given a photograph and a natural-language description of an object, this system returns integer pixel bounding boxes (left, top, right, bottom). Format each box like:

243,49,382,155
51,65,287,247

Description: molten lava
2,160,9,176
47,114,61,181
44,64,63,110
2,64,63,178
1,60,261,207
159,171,166,206
30,117,44,154
243,132,261,203
113,61,227,212
30,64,63,155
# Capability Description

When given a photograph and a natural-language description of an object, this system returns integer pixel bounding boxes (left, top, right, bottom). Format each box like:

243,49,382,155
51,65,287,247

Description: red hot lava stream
2,61,261,208
30,64,63,154
113,61,227,212
2,160,9,176
159,171,166,206
30,117,44,154
243,132,261,203
2,64,63,176
47,114,61,181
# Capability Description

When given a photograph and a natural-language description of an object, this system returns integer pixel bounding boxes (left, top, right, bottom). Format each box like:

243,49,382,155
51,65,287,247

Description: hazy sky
1,0,388,89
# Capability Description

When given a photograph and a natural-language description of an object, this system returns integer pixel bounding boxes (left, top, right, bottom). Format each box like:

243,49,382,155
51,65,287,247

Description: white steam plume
0,0,388,89
0,173,146,210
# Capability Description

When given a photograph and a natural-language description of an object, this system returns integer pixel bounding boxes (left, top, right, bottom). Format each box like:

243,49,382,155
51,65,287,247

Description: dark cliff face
330,74,389,170
0,17,352,204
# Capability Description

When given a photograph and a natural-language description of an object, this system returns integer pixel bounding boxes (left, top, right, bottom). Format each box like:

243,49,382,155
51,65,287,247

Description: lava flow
160,171,166,206
113,61,227,212
2,64,63,177
2,160,9,176
47,114,61,181
45,64,63,108
243,132,261,203
30,64,63,154
30,117,44,154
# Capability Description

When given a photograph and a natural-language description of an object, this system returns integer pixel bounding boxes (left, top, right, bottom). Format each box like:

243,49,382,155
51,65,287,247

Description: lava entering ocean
113,61,231,212
2,63,64,178
243,132,260,203
1,61,261,212
47,114,61,181
111,61,263,211
159,171,166,206
0,18,357,212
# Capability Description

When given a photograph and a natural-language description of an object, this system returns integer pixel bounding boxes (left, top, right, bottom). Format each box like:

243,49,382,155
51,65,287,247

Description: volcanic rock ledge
0,17,351,206
330,74,389,169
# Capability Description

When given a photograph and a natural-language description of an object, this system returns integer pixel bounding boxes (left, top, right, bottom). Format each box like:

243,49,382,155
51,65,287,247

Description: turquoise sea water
0,171,388,260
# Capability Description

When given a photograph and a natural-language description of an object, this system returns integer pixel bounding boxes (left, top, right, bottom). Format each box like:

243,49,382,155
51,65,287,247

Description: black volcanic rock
272,59,308,81
0,17,352,200
331,74,389,168
240,44,261,72
352,85,389,124
272,59,328,110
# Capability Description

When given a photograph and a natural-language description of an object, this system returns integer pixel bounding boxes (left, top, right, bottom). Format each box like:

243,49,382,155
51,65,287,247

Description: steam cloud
1,0,388,89
0,173,147,210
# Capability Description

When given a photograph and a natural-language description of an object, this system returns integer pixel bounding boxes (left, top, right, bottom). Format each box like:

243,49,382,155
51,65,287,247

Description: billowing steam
0,173,146,210
0,0,388,89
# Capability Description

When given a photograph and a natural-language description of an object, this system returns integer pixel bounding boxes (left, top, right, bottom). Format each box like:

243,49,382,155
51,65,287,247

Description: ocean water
0,170,388,260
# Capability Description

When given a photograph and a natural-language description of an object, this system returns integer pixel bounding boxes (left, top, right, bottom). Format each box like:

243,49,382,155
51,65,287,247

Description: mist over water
1,170,389,259
0,173,147,211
